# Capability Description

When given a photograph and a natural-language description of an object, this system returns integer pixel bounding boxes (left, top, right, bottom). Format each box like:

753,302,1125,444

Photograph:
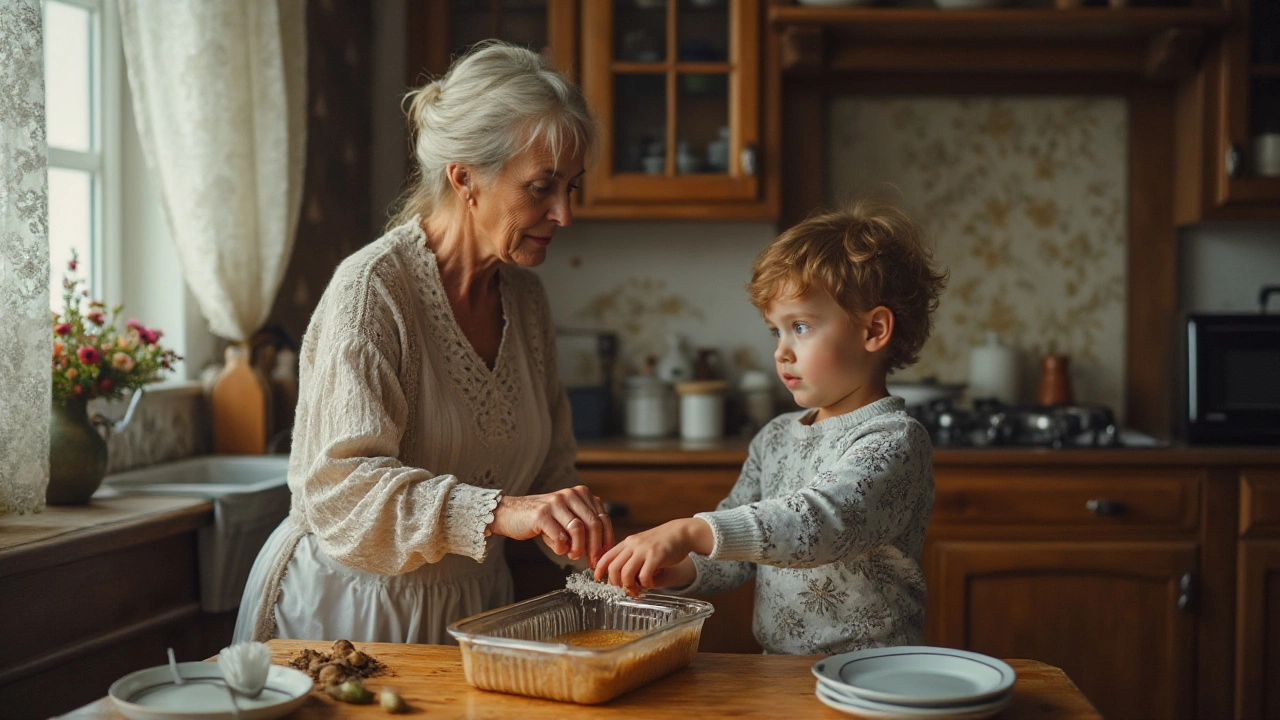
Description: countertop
63,640,1102,719
0,495,213,577
576,435,1280,466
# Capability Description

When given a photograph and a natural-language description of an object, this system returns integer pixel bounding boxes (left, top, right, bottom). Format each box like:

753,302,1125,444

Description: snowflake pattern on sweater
677,397,933,655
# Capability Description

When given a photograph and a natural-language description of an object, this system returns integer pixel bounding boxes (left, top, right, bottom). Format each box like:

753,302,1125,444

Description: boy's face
764,287,891,423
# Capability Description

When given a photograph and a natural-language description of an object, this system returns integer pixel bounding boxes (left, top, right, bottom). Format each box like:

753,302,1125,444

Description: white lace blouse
233,219,579,644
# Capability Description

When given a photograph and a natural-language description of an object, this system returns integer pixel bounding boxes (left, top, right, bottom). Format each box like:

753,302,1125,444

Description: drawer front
577,467,739,534
1241,469,1280,537
932,467,1200,531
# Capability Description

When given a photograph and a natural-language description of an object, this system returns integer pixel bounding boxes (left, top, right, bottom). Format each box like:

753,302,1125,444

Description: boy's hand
594,518,712,596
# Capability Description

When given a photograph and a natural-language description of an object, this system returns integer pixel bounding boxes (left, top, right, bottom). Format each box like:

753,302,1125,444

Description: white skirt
233,517,512,645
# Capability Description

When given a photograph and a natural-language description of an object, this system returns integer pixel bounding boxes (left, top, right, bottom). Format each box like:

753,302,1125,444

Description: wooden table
62,640,1102,719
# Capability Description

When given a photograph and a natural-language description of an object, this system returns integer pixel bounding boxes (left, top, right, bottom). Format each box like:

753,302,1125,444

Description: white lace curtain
118,0,307,342
0,0,51,515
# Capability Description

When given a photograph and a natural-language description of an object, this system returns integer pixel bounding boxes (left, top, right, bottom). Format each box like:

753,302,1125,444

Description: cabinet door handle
603,501,629,520
741,144,758,177
1226,144,1242,178
1085,499,1126,516
1177,572,1196,613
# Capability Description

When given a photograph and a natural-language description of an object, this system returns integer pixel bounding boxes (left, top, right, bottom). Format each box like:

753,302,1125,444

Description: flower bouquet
46,251,182,505
51,251,181,401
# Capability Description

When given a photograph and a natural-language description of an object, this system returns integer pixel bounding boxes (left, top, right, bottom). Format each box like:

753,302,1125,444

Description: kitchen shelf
770,6,1231,77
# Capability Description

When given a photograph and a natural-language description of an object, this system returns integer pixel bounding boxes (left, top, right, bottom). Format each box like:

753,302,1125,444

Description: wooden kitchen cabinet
925,465,1206,720
930,541,1199,720
576,0,775,219
1237,469,1280,720
1175,0,1280,223
405,0,578,83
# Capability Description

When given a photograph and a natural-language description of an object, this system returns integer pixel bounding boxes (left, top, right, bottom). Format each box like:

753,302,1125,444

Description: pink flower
140,328,160,345
117,336,133,349
86,311,105,325
112,352,136,372
98,377,114,393
77,346,101,365
126,318,144,332
73,384,83,396
54,323,71,336
68,258,78,271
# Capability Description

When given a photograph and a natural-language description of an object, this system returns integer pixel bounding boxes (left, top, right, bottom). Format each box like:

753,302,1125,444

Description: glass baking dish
447,589,714,704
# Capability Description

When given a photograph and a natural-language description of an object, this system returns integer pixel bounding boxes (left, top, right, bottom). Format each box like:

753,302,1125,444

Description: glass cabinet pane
615,1,667,63
677,0,728,63
1249,0,1280,178
615,74,667,174
676,73,729,175
449,0,548,59
498,0,549,54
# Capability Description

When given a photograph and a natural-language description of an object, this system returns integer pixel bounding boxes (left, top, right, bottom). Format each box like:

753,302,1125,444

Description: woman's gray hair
388,41,598,229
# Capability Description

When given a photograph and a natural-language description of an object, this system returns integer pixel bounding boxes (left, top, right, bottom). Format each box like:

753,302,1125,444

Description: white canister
968,332,1019,405
624,375,674,438
676,380,729,441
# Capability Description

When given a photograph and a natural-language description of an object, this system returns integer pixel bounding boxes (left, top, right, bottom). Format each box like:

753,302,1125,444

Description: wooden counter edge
0,497,213,578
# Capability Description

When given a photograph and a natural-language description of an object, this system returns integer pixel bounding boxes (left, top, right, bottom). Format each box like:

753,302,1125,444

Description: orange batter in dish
553,629,641,648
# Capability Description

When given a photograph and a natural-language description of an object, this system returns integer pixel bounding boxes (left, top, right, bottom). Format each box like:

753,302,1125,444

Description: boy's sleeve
667,429,768,596
693,421,932,569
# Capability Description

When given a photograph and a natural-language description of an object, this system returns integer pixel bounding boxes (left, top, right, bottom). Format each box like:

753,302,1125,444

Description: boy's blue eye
794,323,811,334
769,328,780,339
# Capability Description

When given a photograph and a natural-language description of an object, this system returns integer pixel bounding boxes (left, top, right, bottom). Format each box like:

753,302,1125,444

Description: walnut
347,650,368,668
331,639,356,657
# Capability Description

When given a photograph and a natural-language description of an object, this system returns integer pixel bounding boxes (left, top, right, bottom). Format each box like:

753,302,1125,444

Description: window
43,0,119,308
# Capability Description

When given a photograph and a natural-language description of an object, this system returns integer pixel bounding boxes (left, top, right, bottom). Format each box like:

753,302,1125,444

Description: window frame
44,0,121,308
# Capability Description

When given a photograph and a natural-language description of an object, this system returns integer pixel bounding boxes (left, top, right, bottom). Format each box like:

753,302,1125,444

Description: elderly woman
234,42,610,644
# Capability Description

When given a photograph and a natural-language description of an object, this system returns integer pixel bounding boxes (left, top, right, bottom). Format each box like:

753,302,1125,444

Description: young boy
595,200,948,654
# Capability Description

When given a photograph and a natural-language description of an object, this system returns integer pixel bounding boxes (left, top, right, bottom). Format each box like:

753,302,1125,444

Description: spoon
165,647,184,686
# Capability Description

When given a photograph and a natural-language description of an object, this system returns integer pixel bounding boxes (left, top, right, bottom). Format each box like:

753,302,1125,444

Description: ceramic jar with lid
624,375,675,438
675,380,729,441
738,370,775,433
968,332,1019,405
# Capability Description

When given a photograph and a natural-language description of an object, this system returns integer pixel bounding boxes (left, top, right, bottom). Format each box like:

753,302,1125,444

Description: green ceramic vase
47,397,109,505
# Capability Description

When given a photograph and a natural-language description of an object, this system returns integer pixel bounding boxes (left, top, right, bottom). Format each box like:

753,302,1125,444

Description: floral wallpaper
828,96,1128,412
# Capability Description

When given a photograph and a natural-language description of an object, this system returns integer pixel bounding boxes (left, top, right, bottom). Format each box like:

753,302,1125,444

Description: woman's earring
465,194,475,206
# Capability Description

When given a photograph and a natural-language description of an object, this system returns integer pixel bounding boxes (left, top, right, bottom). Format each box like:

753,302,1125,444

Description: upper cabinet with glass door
405,1,577,84
1176,0,1280,224
577,0,772,219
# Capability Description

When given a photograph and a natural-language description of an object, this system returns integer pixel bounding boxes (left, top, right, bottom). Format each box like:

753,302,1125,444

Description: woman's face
469,141,585,268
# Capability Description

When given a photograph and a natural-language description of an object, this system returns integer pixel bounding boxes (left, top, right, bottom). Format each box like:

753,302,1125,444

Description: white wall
1178,223,1280,313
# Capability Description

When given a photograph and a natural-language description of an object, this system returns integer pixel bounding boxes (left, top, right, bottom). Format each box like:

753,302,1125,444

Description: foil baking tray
447,589,714,704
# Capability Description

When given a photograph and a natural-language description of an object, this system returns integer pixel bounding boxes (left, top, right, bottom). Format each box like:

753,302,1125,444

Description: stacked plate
811,646,1016,719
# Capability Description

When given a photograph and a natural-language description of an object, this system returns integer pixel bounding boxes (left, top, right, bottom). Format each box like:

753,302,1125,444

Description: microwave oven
1183,310,1280,445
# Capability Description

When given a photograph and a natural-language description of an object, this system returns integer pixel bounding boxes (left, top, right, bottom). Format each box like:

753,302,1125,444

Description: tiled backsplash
94,385,211,474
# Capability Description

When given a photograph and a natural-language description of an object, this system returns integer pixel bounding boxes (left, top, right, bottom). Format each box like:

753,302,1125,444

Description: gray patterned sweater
679,396,933,655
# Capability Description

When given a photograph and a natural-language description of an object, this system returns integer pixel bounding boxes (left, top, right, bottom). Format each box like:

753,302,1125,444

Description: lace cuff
695,508,761,562
444,483,501,562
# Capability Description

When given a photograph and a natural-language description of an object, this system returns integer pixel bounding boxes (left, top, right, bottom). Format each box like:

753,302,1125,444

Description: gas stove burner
912,399,1122,448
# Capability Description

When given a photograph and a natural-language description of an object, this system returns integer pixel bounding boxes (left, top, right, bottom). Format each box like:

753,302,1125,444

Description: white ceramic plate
815,682,1013,719
109,661,313,720
812,646,1016,707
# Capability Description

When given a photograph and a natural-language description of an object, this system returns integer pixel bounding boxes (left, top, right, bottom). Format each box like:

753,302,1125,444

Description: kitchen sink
103,455,291,613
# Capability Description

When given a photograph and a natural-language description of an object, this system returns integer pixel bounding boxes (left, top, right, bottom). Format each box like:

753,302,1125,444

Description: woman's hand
488,486,615,568
594,518,711,596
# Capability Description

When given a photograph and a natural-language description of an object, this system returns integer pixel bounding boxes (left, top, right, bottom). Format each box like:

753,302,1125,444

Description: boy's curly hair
748,200,949,373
